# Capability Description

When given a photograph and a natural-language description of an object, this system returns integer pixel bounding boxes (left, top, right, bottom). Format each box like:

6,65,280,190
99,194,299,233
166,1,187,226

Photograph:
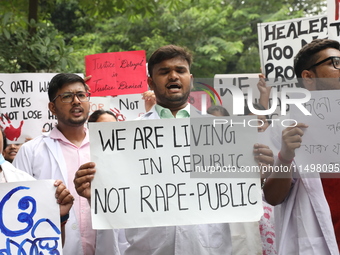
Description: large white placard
89,117,262,229
0,180,62,254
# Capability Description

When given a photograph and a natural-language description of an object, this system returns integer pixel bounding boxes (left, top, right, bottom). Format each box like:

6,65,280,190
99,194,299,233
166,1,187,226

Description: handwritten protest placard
85,51,147,97
0,73,63,143
290,90,340,171
328,0,340,40
89,117,262,229
0,180,62,254
258,16,328,86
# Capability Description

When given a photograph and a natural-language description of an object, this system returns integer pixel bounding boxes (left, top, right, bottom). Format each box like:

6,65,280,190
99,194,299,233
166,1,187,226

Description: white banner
89,117,262,229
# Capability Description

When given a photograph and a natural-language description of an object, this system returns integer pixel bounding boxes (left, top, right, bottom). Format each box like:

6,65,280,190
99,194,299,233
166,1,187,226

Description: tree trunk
28,0,38,34
27,0,38,71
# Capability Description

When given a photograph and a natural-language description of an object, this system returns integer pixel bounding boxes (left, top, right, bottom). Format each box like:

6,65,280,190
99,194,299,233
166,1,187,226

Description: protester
74,45,274,255
0,128,74,246
2,137,32,163
13,73,118,255
88,109,117,122
2,142,22,163
263,39,340,254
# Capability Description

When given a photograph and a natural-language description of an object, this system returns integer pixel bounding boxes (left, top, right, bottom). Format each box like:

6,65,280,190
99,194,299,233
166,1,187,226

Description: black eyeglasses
52,92,91,103
307,56,340,70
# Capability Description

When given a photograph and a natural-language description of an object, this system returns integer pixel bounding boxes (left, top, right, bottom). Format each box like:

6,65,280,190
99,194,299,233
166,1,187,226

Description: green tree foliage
0,1,76,72
0,0,326,75
67,0,326,76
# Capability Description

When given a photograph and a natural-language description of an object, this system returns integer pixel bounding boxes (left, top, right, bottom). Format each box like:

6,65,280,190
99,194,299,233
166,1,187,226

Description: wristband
278,152,293,164
60,213,69,224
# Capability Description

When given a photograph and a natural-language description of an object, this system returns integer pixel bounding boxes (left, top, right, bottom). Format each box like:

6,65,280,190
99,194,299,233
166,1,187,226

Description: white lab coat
1,160,35,182
13,132,120,255
274,170,339,255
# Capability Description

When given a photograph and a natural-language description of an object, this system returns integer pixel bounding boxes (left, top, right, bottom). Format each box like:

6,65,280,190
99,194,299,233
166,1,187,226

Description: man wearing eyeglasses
13,73,116,255
263,39,340,255
294,39,340,91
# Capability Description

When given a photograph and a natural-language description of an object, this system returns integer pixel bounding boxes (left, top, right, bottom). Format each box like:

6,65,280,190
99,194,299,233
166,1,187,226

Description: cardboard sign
89,117,262,229
85,51,148,97
0,180,62,254
258,16,328,86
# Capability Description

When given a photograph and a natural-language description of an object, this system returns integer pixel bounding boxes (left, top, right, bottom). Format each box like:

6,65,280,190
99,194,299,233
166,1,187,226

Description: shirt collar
49,126,89,147
155,104,190,119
